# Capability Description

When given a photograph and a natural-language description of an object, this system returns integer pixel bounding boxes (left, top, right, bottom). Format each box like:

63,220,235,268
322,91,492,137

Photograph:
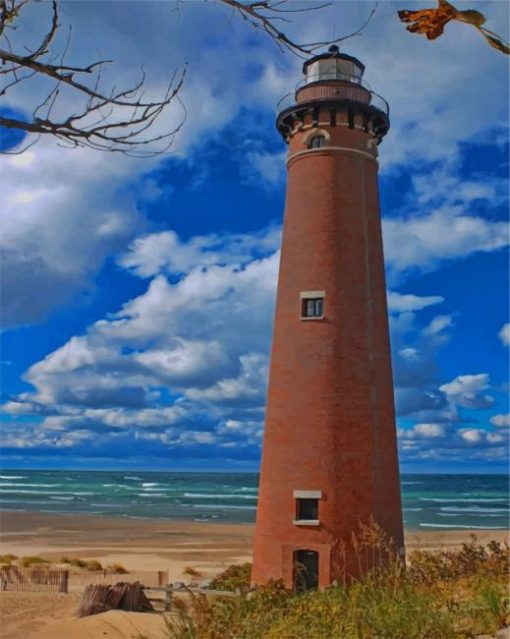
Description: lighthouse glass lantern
304,47,365,84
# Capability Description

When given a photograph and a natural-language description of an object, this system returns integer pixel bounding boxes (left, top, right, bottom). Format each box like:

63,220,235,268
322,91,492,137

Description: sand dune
1,511,508,639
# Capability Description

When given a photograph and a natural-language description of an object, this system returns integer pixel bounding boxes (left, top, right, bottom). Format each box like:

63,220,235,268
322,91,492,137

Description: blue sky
0,1,508,473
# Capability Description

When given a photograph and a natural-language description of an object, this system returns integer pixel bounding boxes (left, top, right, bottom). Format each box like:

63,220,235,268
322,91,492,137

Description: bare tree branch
215,0,377,58
0,0,376,154
0,0,187,155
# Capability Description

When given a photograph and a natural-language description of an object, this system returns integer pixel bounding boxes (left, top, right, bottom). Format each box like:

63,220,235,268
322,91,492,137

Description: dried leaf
455,10,486,27
398,0,509,55
481,31,510,55
398,1,457,40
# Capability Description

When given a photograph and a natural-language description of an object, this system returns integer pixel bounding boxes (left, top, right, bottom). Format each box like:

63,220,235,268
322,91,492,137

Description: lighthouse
252,47,404,589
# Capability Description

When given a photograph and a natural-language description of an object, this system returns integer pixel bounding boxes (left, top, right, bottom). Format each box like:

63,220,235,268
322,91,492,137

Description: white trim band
287,146,377,166
300,291,325,300
293,490,322,499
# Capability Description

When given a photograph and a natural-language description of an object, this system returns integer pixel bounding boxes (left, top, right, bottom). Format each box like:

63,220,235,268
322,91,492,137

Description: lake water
0,470,508,530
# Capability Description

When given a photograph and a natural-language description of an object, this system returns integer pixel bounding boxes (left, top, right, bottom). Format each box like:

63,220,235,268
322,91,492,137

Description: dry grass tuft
162,528,510,639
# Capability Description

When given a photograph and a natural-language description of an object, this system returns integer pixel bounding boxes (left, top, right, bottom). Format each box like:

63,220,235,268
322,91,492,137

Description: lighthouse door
293,550,319,591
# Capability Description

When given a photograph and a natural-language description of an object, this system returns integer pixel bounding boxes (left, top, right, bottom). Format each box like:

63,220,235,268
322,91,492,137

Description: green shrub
0,554,18,564
163,538,510,639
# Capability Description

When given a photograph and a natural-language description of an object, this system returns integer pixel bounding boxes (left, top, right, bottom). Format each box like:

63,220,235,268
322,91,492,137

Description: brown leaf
481,31,510,55
398,0,509,55
455,10,486,27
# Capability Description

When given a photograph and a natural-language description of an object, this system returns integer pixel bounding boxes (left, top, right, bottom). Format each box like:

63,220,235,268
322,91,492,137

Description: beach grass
161,535,509,639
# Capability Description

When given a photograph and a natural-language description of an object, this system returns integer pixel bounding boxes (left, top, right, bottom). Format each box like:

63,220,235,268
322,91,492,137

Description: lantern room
302,45,365,85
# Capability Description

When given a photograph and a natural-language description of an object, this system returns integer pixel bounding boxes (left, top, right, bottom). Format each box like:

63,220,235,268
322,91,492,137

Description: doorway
293,549,319,591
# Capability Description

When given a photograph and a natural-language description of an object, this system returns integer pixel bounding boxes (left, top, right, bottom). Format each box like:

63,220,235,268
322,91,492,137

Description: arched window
293,549,319,591
308,135,326,149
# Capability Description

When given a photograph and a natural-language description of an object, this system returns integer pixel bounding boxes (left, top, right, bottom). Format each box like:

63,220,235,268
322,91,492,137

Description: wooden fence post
164,586,173,612
60,570,69,593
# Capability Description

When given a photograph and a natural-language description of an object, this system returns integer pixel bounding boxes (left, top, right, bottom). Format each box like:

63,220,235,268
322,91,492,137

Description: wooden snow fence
75,582,154,617
69,569,168,590
0,566,69,592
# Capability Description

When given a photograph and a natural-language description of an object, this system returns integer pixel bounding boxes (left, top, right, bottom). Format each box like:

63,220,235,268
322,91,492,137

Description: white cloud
387,292,444,313
499,323,510,347
408,423,446,438
245,150,286,186
439,374,493,409
459,428,484,444
383,207,509,279
0,140,145,328
490,414,510,429
119,227,280,279
423,315,455,337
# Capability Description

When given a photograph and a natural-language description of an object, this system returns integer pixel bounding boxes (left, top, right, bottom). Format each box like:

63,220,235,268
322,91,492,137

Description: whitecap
0,483,59,488
0,475,26,479
0,489,94,496
137,493,166,498
192,504,256,510
141,482,158,487
438,513,505,518
124,476,142,480
184,492,257,500
420,497,507,503
419,523,507,529
403,508,423,512
440,506,509,514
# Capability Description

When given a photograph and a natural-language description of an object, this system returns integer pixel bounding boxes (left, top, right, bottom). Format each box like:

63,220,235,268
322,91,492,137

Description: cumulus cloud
0,143,144,327
490,414,510,429
439,374,494,410
383,207,509,279
119,227,280,279
387,292,444,313
3,228,279,454
499,323,510,347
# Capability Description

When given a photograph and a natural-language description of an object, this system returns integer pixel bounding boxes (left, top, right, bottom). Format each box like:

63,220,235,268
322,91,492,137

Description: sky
0,1,509,473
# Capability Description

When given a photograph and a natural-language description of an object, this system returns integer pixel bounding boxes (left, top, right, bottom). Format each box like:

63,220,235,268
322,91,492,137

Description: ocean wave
403,508,423,512
438,513,505,518
137,493,166,498
402,482,423,486
420,497,508,503
124,476,142,480
90,503,123,508
0,475,26,479
141,487,169,492
0,489,94,496
184,492,257,500
440,506,509,514
141,482,159,487
0,483,60,488
192,504,256,510
419,523,507,529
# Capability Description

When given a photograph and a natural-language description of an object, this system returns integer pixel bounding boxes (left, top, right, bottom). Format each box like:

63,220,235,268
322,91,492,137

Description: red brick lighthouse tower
252,47,404,589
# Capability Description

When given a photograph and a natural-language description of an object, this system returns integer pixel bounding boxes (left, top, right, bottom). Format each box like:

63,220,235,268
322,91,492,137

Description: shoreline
1,510,508,571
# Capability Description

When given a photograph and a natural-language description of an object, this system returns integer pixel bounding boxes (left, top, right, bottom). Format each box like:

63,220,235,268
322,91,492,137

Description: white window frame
293,490,322,526
300,291,325,321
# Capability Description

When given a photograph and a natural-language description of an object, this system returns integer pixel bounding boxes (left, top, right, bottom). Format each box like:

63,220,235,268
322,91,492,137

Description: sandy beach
1,511,508,639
